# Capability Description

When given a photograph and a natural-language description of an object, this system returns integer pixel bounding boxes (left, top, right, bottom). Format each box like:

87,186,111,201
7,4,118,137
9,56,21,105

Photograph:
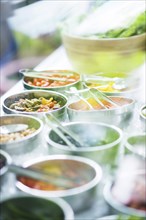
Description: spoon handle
91,88,119,107
46,113,84,147
82,82,107,109
44,114,77,150
20,69,74,82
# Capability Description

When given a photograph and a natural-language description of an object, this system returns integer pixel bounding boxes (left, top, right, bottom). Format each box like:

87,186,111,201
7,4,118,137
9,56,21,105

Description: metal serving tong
66,87,94,110
9,164,78,188
89,88,119,109
82,80,120,108
44,113,85,149
19,69,74,82
68,83,120,110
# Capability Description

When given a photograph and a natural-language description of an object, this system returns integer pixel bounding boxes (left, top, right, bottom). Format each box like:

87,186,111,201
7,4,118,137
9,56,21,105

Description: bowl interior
23,70,80,89
18,158,96,191
0,115,41,130
0,196,67,220
3,91,67,113
0,115,42,145
84,77,140,95
126,135,146,158
49,123,120,148
68,96,133,111
104,180,146,217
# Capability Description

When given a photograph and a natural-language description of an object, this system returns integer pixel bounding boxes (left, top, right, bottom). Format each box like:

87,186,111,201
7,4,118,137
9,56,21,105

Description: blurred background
0,0,145,96
0,0,101,95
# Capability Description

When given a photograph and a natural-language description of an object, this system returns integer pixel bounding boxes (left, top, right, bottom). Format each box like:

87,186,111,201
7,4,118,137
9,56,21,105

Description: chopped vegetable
69,97,131,111
0,128,36,144
25,73,80,88
87,81,120,93
99,11,146,38
9,97,62,112
18,161,90,191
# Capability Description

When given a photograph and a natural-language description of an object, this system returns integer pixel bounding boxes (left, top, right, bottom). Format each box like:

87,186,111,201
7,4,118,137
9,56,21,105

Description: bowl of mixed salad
2,90,68,121
62,1,146,76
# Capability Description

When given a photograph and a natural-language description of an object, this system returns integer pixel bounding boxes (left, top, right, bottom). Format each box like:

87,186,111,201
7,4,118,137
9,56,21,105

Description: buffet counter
0,46,145,220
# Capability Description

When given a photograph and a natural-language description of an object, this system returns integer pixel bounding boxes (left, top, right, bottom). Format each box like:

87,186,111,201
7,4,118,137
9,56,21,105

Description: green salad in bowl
62,1,146,76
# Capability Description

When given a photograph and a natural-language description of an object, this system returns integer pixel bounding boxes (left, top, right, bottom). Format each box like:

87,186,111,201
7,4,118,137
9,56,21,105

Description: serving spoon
8,164,78,188
20,69,75,82
0,124,28,134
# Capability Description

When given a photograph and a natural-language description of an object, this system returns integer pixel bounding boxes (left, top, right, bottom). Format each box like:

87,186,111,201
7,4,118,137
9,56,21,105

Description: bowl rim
67,96,135,113
62,31,146,42
125,132,146,158
0,192,74,220
22,69,81,89
0,114,44,145
86,83,141,96
140,105,146,120
98,215,128,220
103,181,146,217
2,89,68,115
46,122,123,152
66,83,141,97
0,149,12,175
16,154,102,197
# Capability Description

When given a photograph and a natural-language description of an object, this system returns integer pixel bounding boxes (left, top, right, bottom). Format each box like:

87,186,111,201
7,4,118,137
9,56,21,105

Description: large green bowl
62,32,146,77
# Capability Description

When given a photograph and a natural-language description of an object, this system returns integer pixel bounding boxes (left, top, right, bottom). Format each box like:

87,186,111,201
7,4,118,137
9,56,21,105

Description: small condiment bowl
0,114,43,156
2,90,68,121
16,155,102,212
22,69,81,94
125,133,146,158
0,150,11,190
46,122,123,168
67,96,135,128
0,193,74,220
